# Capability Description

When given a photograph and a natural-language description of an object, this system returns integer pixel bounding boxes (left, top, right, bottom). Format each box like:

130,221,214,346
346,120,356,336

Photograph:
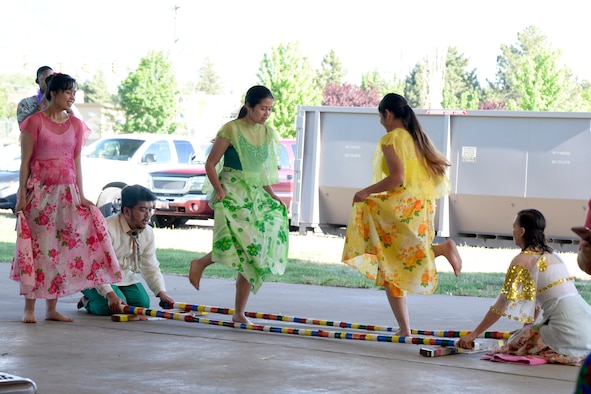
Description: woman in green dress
189,86,289,323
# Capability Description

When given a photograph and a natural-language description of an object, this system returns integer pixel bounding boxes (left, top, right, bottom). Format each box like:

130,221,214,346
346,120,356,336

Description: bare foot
232,314,253,325
442,239,462,277
23,299,36,323
189,259,205,290
189,253,212,290
45,311,74,322
395,329,411,337
23,311,37,323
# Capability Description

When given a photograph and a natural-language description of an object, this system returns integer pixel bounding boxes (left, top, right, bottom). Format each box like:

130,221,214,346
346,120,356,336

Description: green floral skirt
211,168,289,293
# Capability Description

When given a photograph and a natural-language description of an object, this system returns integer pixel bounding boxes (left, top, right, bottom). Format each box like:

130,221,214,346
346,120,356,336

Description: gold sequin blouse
490,251,576,323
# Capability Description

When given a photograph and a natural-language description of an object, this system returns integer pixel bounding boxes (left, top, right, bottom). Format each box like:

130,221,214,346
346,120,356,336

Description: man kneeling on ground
78,185,175,315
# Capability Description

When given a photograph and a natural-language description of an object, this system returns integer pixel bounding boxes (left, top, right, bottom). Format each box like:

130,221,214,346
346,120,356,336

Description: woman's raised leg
189,252,214,290
434,239,462,277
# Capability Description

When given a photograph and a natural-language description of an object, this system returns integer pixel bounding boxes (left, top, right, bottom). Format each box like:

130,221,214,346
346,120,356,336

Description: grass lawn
1,211,589,303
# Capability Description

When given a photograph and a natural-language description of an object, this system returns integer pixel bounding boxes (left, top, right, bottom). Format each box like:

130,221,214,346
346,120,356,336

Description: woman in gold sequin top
188,85,289,324
458,209,591,365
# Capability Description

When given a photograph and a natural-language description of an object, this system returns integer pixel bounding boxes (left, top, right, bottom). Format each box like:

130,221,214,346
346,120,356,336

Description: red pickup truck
149,139,296,228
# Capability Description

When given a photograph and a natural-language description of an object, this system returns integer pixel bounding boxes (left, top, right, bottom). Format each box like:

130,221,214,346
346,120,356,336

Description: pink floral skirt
10,182,121,299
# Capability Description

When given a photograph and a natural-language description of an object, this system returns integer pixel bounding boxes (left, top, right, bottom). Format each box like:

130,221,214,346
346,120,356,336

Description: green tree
492,26,570,111
179,81,196,95
551,71,587,112
316,50,345,90
404,62,428,108
579,81,591,112
361,69,405,97
441,47,481,110
79,69,112,104
257,42,321,138
2,73,33,92
0,73,36,120
118,51,178,134
196,57,224,94
404,49,446,109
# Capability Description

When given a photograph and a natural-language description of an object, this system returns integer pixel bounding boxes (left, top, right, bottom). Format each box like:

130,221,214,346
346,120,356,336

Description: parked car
148,139,296,228
81,134,205,217
0,146,20,214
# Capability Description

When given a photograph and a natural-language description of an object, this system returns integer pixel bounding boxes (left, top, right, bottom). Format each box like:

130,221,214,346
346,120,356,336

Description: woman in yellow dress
342,93,462,336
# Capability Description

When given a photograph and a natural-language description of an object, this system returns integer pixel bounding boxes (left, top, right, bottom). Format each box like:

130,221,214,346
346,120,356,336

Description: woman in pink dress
10,73,121,323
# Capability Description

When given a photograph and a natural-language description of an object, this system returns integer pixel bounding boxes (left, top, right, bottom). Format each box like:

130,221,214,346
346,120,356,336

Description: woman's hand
15,199,26,214
273,195,286,208
211,190,226,203
457,333,477,349
79,196,94,208
353,189,370,203
269,192,285,207
263,186,285,208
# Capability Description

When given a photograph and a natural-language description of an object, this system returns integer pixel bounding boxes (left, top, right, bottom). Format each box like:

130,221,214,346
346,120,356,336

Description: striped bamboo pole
127,305,469,347
411,329,510,340
160,302,511,340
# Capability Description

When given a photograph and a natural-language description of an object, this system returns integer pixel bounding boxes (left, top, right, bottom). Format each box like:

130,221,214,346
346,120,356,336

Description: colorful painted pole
411,329,510,340
160,302,511,340
125,305,469,347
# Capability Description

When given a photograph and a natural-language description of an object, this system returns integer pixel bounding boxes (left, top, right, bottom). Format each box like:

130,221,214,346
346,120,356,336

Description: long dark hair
45,73,76,101
237,85,274,119
378,93,450,178
516,209,553,253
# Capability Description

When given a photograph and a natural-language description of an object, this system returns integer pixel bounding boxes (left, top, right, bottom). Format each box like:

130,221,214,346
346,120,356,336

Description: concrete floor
0,263,581,394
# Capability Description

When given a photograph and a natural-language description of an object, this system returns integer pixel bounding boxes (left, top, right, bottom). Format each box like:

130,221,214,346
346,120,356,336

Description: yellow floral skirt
342,191,437,296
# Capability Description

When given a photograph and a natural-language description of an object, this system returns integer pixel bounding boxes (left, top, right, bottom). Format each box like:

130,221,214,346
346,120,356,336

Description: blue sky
3,0,590,95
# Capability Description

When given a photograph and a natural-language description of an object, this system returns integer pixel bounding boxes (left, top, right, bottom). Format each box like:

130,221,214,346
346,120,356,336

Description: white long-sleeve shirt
96,214,166,298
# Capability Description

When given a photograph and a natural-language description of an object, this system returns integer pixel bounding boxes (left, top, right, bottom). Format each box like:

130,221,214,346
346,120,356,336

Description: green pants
81,283,150,316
